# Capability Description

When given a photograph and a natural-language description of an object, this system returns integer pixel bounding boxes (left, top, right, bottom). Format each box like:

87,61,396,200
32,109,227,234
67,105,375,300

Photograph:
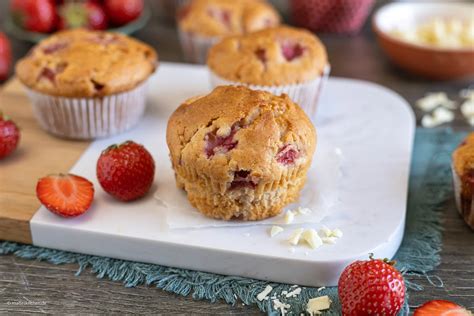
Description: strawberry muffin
207,26,329,121
15,29,157,139
452,132,474,230
166,85,316,221
177,0,280,63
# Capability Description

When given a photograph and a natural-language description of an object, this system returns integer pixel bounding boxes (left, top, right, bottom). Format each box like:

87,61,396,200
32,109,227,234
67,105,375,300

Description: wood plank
0,83,89,244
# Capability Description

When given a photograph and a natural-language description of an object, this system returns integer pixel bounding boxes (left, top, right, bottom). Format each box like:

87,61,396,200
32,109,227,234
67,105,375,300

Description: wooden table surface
0,1,473,314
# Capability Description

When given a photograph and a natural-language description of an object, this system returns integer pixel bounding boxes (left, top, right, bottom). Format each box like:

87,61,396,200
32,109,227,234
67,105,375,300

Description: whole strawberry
338,256,405,316
0,32,12,81
0,113,20,159
10,0,56,33
104,0,143,26
97,141,155,201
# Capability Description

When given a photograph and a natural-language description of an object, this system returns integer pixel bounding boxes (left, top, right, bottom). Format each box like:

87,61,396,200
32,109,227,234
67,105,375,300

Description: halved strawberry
36,173,94,217
414,300,472,316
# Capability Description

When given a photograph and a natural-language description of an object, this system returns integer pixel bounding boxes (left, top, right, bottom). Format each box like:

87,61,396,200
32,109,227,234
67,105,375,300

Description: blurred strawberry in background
58,1,107,30
9,0,144,33
104,0,143,26
0,32,12,81
10,0,56,33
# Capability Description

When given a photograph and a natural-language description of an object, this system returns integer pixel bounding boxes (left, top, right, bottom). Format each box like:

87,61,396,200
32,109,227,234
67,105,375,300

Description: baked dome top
16,29,157,97
177,0,280,37
207,26,328,86
167,85,316,183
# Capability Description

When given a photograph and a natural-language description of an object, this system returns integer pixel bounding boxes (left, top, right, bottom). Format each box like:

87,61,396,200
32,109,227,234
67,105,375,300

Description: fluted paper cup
209,66,330,121
178,29,220,64
452,165,474,230
24,81,148,140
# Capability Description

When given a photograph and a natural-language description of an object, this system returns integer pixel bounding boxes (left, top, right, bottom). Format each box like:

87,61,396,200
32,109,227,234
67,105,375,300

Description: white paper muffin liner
24,81,148,140
452,165,474,229
209,66,330,121
178,29,220,64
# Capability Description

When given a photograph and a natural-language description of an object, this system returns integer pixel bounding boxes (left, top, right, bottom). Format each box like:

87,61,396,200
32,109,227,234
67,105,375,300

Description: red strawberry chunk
42,41,69,54
205,125,238,158
263,17,275,28
89,33,120,45
230,170,257,190
280,42,305,61
207,8,231,29
37,63,68,84
36,174,94,217
255,48,267,63
466,169,474,187
38,67,56,83
276,144,300,165
414,300,471,316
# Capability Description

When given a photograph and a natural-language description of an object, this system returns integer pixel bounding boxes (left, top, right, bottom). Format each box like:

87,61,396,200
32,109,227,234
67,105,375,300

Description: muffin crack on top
16,29,158,97
208,26,328,86
167,86,316,221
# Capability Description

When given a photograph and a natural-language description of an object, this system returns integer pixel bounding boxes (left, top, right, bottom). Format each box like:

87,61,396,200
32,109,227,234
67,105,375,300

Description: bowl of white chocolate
373,2,474,80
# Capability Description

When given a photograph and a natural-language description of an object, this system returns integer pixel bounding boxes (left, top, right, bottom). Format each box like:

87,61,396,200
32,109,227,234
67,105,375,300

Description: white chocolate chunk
257,285,273,301
461,100,474,117
433,107,455,122
301,229,323,249
269,226,284,238
296,207,312,215
288,228,304,245
416,92,454,112
318,227,332,237
331,228,343,238
284,210,295,224
273,299,290,316
216,125,231,137
322,237,338,244
460,88,474,100
306,296,332,315
421,114,438,128
421,107,455,128
286,287,302,298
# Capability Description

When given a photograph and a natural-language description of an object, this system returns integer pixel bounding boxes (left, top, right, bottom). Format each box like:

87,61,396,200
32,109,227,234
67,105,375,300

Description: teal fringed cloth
0,128,467,315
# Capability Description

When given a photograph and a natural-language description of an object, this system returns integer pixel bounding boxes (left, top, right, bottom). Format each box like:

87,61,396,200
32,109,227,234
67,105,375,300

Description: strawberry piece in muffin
280,41,305,61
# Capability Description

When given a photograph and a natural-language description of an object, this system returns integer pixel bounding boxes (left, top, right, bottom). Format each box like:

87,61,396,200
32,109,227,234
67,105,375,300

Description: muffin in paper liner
209,66,330,122
166,85,316,221
451,132,474,230
452,165,474,230
24,81,148,140
178,30,220,64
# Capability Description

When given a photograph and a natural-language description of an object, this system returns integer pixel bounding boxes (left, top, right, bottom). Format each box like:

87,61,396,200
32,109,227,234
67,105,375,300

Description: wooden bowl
373,2,474,80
